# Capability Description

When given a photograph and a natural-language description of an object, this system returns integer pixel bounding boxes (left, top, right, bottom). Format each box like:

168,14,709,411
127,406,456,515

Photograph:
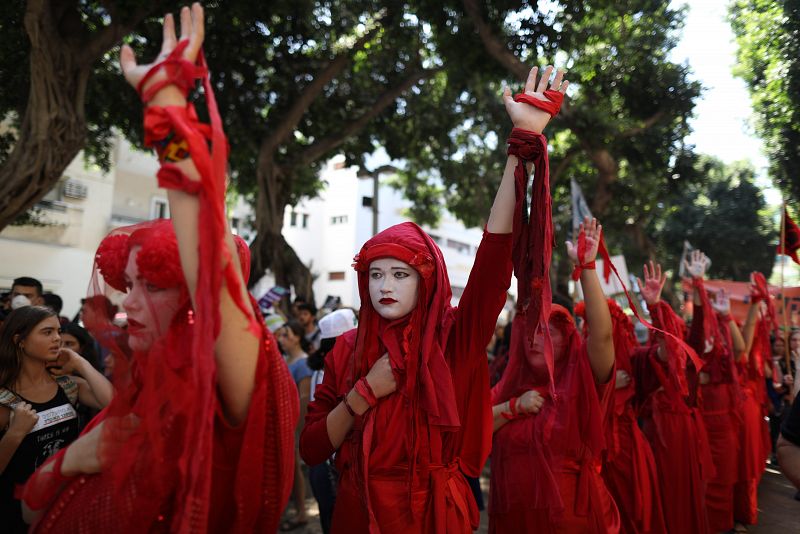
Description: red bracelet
354,378,378,408
342,392,357,417
501,396,519,420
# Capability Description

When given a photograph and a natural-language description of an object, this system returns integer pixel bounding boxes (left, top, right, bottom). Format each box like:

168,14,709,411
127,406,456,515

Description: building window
446,238,471,255
150,197,169,219
302,214,309,228
328,271,345,281
290,211,298,227
362,196,373,207
331,215,349,225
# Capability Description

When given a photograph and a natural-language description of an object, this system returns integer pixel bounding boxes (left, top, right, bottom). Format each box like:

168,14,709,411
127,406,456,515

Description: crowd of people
1,4,799,533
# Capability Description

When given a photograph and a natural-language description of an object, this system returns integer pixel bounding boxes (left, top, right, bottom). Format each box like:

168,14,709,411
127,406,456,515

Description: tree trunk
250,158,315,305
0,1,91,229
0,0,158,231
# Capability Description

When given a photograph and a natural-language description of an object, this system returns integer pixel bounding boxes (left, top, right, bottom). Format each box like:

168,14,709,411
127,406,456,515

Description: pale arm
121,5,258,425
486,66,568,234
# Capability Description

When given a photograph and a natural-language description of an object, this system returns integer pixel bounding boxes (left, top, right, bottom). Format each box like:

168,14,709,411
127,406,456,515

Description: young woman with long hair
0,306,112,533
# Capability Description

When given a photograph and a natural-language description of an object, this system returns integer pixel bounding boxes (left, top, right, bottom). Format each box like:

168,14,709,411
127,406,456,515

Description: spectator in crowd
306,308,357,534
0,306,113,533
42,294,70,326
778,394,800,491
295,301,322,352
278,320,313,531
9,278,45,309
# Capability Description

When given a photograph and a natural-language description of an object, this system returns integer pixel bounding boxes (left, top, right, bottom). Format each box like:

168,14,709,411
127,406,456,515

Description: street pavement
291,465,800,533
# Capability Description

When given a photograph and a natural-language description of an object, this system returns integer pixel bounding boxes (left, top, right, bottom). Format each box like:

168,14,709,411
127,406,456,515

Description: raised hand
711,289,731,315
566,217,602,266
683,250,710,280
517,390,545,414
119,3,205,95
503,65,568,134
636,260,667,306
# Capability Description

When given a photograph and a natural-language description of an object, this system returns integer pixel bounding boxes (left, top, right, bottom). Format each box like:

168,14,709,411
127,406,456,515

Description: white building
0,139,168,318
280,155,492,310
1,144,502,318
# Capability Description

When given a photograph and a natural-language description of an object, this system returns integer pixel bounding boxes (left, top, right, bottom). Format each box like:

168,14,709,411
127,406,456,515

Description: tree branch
550,147,581,185
260,24,383,157
288,68,436,168
81,4,163,64
461,0,529,81
620,110,666,137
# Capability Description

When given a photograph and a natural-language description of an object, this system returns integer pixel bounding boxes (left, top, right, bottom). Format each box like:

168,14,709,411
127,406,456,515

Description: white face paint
368,258,420,320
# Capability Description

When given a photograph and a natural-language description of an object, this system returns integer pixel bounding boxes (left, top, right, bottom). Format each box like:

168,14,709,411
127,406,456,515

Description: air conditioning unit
63,180,88,200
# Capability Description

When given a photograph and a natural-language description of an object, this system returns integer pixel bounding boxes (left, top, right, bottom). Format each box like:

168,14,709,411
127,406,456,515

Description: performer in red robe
490,214,619,534
20,6,297,532
300,64,568,534
575,295,666,534
632,261,713,534
733,273,774,530
684,250,745,533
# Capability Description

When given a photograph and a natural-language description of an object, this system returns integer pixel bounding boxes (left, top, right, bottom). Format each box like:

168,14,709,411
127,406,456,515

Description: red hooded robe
300,222,512,533
632,301,713,534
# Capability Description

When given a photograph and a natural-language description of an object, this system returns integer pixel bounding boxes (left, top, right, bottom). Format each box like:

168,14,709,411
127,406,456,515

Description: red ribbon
513,89,565,117
136,40,207,103
570,230,597,280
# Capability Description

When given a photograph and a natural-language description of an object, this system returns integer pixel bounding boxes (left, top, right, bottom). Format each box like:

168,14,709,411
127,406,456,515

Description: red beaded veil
21,40,297,533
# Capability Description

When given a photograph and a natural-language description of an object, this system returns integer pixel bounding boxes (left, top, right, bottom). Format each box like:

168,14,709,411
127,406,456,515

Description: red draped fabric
633,301,712,534
21,42,297,533
300,224,513,534
490,308,619,533
687,281,741,532
733,316,772,525
578,300,666,534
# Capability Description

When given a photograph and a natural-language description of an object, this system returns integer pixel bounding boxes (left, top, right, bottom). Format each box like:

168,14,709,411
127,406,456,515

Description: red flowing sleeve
688,295,705,356
299,333,352,466
453,230,513,355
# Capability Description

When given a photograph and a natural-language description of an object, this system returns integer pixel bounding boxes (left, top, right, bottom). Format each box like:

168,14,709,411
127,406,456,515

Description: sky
669,0,781,205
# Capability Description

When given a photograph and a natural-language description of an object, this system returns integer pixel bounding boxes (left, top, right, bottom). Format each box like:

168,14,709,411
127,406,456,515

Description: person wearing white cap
306,308,357,534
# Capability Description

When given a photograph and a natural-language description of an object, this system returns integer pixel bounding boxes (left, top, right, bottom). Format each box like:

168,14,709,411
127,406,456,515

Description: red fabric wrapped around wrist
342,393,357,417
354,377,378,408
501,396,519,420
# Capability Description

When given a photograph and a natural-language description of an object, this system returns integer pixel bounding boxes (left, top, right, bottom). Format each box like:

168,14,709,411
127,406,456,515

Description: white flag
571,178,593,238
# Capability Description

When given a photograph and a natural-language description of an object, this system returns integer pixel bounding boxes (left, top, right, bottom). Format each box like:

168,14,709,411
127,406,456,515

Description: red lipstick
379,298,397,305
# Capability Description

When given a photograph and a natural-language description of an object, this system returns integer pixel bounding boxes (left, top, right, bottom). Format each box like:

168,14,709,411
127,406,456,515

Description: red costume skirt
641,396,712,534
603,409,666,534
331,463,476,534
698,383,739,532
490,460,619,534
733,386,770,525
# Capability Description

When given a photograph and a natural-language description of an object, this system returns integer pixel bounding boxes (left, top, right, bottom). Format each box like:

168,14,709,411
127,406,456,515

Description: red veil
22,41,297,533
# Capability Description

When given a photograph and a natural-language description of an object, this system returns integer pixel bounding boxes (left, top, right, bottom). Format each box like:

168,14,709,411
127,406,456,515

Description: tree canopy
0,0,722,301
730,0,800,203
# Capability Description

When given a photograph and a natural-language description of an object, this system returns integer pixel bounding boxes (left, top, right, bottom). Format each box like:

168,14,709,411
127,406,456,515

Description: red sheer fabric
687,281,741,532
490,306,619,533
576,300,666,534
300,223,512,534
22,40,297,533
733,315,772,525
632,301,712,534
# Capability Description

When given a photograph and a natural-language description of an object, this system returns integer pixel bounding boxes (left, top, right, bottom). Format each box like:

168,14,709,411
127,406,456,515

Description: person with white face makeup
301,65,569,533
